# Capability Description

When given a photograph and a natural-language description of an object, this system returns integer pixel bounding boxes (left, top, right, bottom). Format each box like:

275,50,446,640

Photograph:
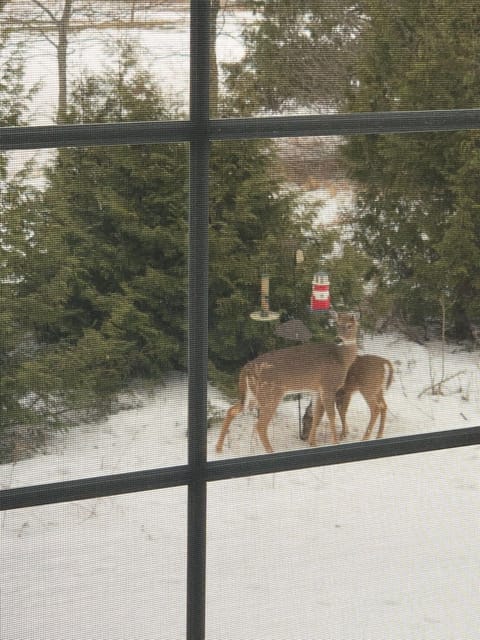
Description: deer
215,311,360,454
301,354,394,442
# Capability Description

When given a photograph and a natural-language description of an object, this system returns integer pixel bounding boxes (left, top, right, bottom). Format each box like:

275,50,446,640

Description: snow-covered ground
1,333,480,639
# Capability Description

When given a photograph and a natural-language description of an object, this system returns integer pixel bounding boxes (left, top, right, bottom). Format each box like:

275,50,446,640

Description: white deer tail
383,360,394,391
244,371,257,412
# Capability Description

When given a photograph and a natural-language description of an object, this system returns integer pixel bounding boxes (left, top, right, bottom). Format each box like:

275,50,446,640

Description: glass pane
208,133,480,459
1,1,189,125
217,2,480,118
207,451,480,638
1,488,187,639
1,146,187,485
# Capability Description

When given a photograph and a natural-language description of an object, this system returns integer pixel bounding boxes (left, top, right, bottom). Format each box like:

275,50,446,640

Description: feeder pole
293,248,305,440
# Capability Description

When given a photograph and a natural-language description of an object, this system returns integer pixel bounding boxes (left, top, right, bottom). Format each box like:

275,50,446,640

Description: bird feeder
310,270,330,312
250,273,279,321
275,318,312,343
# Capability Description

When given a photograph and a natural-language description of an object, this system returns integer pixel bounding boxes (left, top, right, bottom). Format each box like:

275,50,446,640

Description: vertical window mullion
187,1,210,639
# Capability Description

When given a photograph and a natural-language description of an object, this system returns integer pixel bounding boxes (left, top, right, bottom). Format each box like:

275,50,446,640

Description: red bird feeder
310,270,330,311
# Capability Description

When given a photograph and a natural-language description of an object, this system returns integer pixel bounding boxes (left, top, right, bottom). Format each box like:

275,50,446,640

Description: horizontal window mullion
0,120,193,151
207,426,480,483
2,426,480,511
210,108,480,140
0,464,192,511
3,108,480,151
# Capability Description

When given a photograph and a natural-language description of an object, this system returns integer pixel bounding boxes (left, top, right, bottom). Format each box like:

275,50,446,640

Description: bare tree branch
31,0,60,25
33,26,58,48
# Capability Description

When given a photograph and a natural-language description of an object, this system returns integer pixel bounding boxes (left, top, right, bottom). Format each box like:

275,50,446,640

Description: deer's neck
339,339,358,366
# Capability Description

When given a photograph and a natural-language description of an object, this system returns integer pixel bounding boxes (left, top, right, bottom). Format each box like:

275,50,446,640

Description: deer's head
335,311,359,344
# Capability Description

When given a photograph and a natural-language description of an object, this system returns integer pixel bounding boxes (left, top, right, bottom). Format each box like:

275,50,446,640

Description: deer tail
236,364,254,410
384,360,394,390
243,364,258,412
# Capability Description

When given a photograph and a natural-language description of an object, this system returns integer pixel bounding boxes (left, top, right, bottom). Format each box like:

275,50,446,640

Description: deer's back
249,342,356,391
345,354,393,393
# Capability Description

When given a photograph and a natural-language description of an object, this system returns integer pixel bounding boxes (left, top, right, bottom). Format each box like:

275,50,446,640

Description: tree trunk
57,0,73,123
209,0,220,117
130,0,137,23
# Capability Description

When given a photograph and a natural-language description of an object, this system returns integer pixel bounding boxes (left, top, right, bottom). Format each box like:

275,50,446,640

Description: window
1,2,480,639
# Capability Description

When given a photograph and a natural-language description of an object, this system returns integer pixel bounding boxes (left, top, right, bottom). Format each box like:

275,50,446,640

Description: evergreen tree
227,0,480,338
0,34,51,457
33,43,317,403
343,0,480,336
225,0,363,114
31,45,188,389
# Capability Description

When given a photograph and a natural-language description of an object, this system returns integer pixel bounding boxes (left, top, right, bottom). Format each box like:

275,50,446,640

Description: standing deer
301,354,394,442
215,311,359,453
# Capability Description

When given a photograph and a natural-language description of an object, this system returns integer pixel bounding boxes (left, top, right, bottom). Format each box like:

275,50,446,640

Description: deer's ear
328,309,337,327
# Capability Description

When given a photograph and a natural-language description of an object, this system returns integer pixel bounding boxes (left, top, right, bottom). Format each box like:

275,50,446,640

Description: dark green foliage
2,44,190,459
208,139,309,373
225,0,363,114
343,0,480,336
32,45,188,391
0,35,50,457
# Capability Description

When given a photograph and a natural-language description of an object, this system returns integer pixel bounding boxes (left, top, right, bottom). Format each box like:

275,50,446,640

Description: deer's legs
254,394,282,453
301,401,325,441
324,391,339,444
255,401,278,453
362,396,381,441
216,402,243,453
308,394,334,446
336,389,351,440
376,395,387,439
316,404,326,425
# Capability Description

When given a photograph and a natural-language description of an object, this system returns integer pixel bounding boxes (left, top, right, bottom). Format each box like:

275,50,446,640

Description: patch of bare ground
275,136,353,195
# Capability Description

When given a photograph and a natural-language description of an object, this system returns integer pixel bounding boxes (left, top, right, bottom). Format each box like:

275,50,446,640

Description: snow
13,8,250,126
2,333,480,639
298,182,355,227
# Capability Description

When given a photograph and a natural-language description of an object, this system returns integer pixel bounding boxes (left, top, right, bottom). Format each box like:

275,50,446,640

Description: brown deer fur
301,354,394,442
215,312,359,453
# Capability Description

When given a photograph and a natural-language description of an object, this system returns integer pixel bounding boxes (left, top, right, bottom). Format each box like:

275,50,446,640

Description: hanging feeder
310,270,330,312
250,273,279,321
275,318,312,343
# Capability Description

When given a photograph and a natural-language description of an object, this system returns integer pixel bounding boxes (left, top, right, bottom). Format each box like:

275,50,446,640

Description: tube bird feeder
250,273,279,321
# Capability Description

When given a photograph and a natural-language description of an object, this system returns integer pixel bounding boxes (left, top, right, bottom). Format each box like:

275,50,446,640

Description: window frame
1,2,480,639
